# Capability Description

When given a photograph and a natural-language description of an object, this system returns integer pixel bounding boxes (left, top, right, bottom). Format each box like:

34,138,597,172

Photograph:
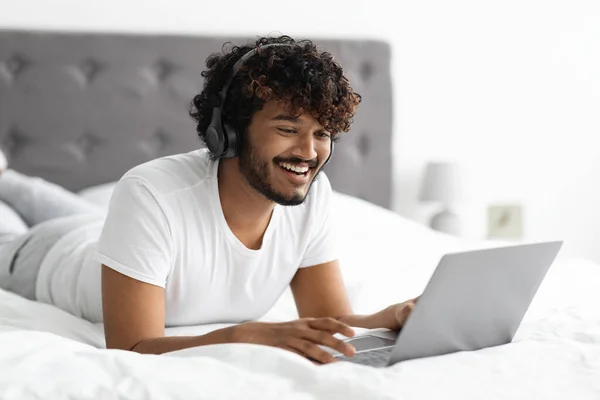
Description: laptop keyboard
336,347,393,367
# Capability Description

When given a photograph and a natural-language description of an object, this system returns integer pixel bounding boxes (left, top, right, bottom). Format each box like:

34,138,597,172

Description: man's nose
293,134,318,161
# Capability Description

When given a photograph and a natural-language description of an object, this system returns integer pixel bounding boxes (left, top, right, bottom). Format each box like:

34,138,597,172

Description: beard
238,143,321,206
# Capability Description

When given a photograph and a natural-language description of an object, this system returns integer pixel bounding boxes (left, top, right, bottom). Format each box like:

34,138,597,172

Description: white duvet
1,190,600,399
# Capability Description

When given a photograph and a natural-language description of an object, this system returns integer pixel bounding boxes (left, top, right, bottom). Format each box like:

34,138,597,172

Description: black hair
189,35,361,156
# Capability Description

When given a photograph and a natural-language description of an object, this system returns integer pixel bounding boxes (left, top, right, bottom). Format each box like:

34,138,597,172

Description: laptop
333,241,563,367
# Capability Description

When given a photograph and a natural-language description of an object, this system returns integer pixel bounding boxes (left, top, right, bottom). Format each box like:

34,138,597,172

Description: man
0,36,416,365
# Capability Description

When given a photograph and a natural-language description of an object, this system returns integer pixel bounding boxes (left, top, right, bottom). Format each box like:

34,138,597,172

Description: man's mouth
278,161,310,176
276,161,314,184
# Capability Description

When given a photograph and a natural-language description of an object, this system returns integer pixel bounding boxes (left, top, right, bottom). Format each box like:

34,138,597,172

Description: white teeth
279,162,309,173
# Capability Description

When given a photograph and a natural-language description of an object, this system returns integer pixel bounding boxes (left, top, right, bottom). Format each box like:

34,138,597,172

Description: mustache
273,157,318,168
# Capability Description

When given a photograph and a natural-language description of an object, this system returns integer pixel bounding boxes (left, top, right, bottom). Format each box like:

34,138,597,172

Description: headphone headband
217,43,286,105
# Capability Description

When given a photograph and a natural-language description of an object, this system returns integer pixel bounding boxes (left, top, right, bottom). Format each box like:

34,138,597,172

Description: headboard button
66,132,103,162
359,62,374,82
75,133,102,156
1,127,31,157
0,54,30,83
71,59,103,87
138,129,171,157
147,59,178,85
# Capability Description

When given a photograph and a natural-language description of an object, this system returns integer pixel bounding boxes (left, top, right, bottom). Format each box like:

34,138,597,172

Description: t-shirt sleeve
298,174,338,268
92,177,173,288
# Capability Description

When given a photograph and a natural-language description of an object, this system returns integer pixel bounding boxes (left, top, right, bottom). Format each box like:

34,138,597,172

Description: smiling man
0,36,417,365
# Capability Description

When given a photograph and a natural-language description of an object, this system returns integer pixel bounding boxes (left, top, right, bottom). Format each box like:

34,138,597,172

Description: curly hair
189,35,361,156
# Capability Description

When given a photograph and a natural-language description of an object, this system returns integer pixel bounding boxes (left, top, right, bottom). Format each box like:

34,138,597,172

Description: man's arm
102,264,356,362
101,265,235,354
290,260,400,330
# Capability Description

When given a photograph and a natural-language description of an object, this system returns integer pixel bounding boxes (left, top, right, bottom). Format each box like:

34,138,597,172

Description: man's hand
391,296,420,331
231,318,357,364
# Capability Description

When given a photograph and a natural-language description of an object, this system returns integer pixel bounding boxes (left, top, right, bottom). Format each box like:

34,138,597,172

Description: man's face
238,100,332,206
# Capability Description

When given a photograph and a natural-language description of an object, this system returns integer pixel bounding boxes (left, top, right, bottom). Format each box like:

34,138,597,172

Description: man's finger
283,345,325,366
397,302,416,326
308,317,355,338
287,338,337,364
301,329,355,357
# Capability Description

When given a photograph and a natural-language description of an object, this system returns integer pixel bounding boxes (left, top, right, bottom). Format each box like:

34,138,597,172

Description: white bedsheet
1,190,600,399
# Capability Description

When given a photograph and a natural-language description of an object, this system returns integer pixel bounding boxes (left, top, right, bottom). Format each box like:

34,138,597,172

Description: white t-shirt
36,149,337,326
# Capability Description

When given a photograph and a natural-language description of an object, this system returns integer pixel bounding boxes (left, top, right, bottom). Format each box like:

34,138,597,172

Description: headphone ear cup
205,107,225,157
205,125,223,156
222,122,239,158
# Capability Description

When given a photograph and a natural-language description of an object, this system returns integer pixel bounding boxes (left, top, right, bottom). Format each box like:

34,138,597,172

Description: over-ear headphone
204,43,334,168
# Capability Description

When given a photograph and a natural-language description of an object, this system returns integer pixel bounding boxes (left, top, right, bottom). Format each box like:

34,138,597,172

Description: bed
1,29,600,399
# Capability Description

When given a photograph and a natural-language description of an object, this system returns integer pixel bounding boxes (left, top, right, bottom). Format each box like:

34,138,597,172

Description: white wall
3,0,600,260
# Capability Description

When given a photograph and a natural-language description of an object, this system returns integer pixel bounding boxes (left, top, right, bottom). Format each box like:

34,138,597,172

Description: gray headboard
0,30,392,208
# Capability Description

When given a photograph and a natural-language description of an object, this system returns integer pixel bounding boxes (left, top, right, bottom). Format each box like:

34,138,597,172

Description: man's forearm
129,325,237,355
336,305,399,331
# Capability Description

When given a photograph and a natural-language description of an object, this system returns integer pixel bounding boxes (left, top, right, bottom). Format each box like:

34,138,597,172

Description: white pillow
0,200,28,236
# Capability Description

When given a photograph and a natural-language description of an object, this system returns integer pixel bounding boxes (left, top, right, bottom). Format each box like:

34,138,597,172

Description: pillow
0,200,28,237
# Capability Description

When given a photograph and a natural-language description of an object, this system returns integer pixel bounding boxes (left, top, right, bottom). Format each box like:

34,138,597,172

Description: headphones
204,43,334,168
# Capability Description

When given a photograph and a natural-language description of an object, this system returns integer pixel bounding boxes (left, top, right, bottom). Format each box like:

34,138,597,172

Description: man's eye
316,131,331,139
277,128,296,134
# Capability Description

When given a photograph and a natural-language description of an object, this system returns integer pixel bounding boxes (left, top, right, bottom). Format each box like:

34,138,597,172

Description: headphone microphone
203,43,334,169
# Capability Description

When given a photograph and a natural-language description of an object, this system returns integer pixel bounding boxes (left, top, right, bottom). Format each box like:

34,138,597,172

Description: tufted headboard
0,30,392,208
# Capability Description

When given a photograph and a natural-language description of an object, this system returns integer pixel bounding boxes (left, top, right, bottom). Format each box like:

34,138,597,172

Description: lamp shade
419,162,465,204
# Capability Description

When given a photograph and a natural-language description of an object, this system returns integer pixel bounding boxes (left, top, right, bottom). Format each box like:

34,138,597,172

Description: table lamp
419,162,464,235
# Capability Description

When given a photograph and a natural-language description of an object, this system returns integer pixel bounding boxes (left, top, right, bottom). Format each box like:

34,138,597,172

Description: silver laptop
334,241,563,367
